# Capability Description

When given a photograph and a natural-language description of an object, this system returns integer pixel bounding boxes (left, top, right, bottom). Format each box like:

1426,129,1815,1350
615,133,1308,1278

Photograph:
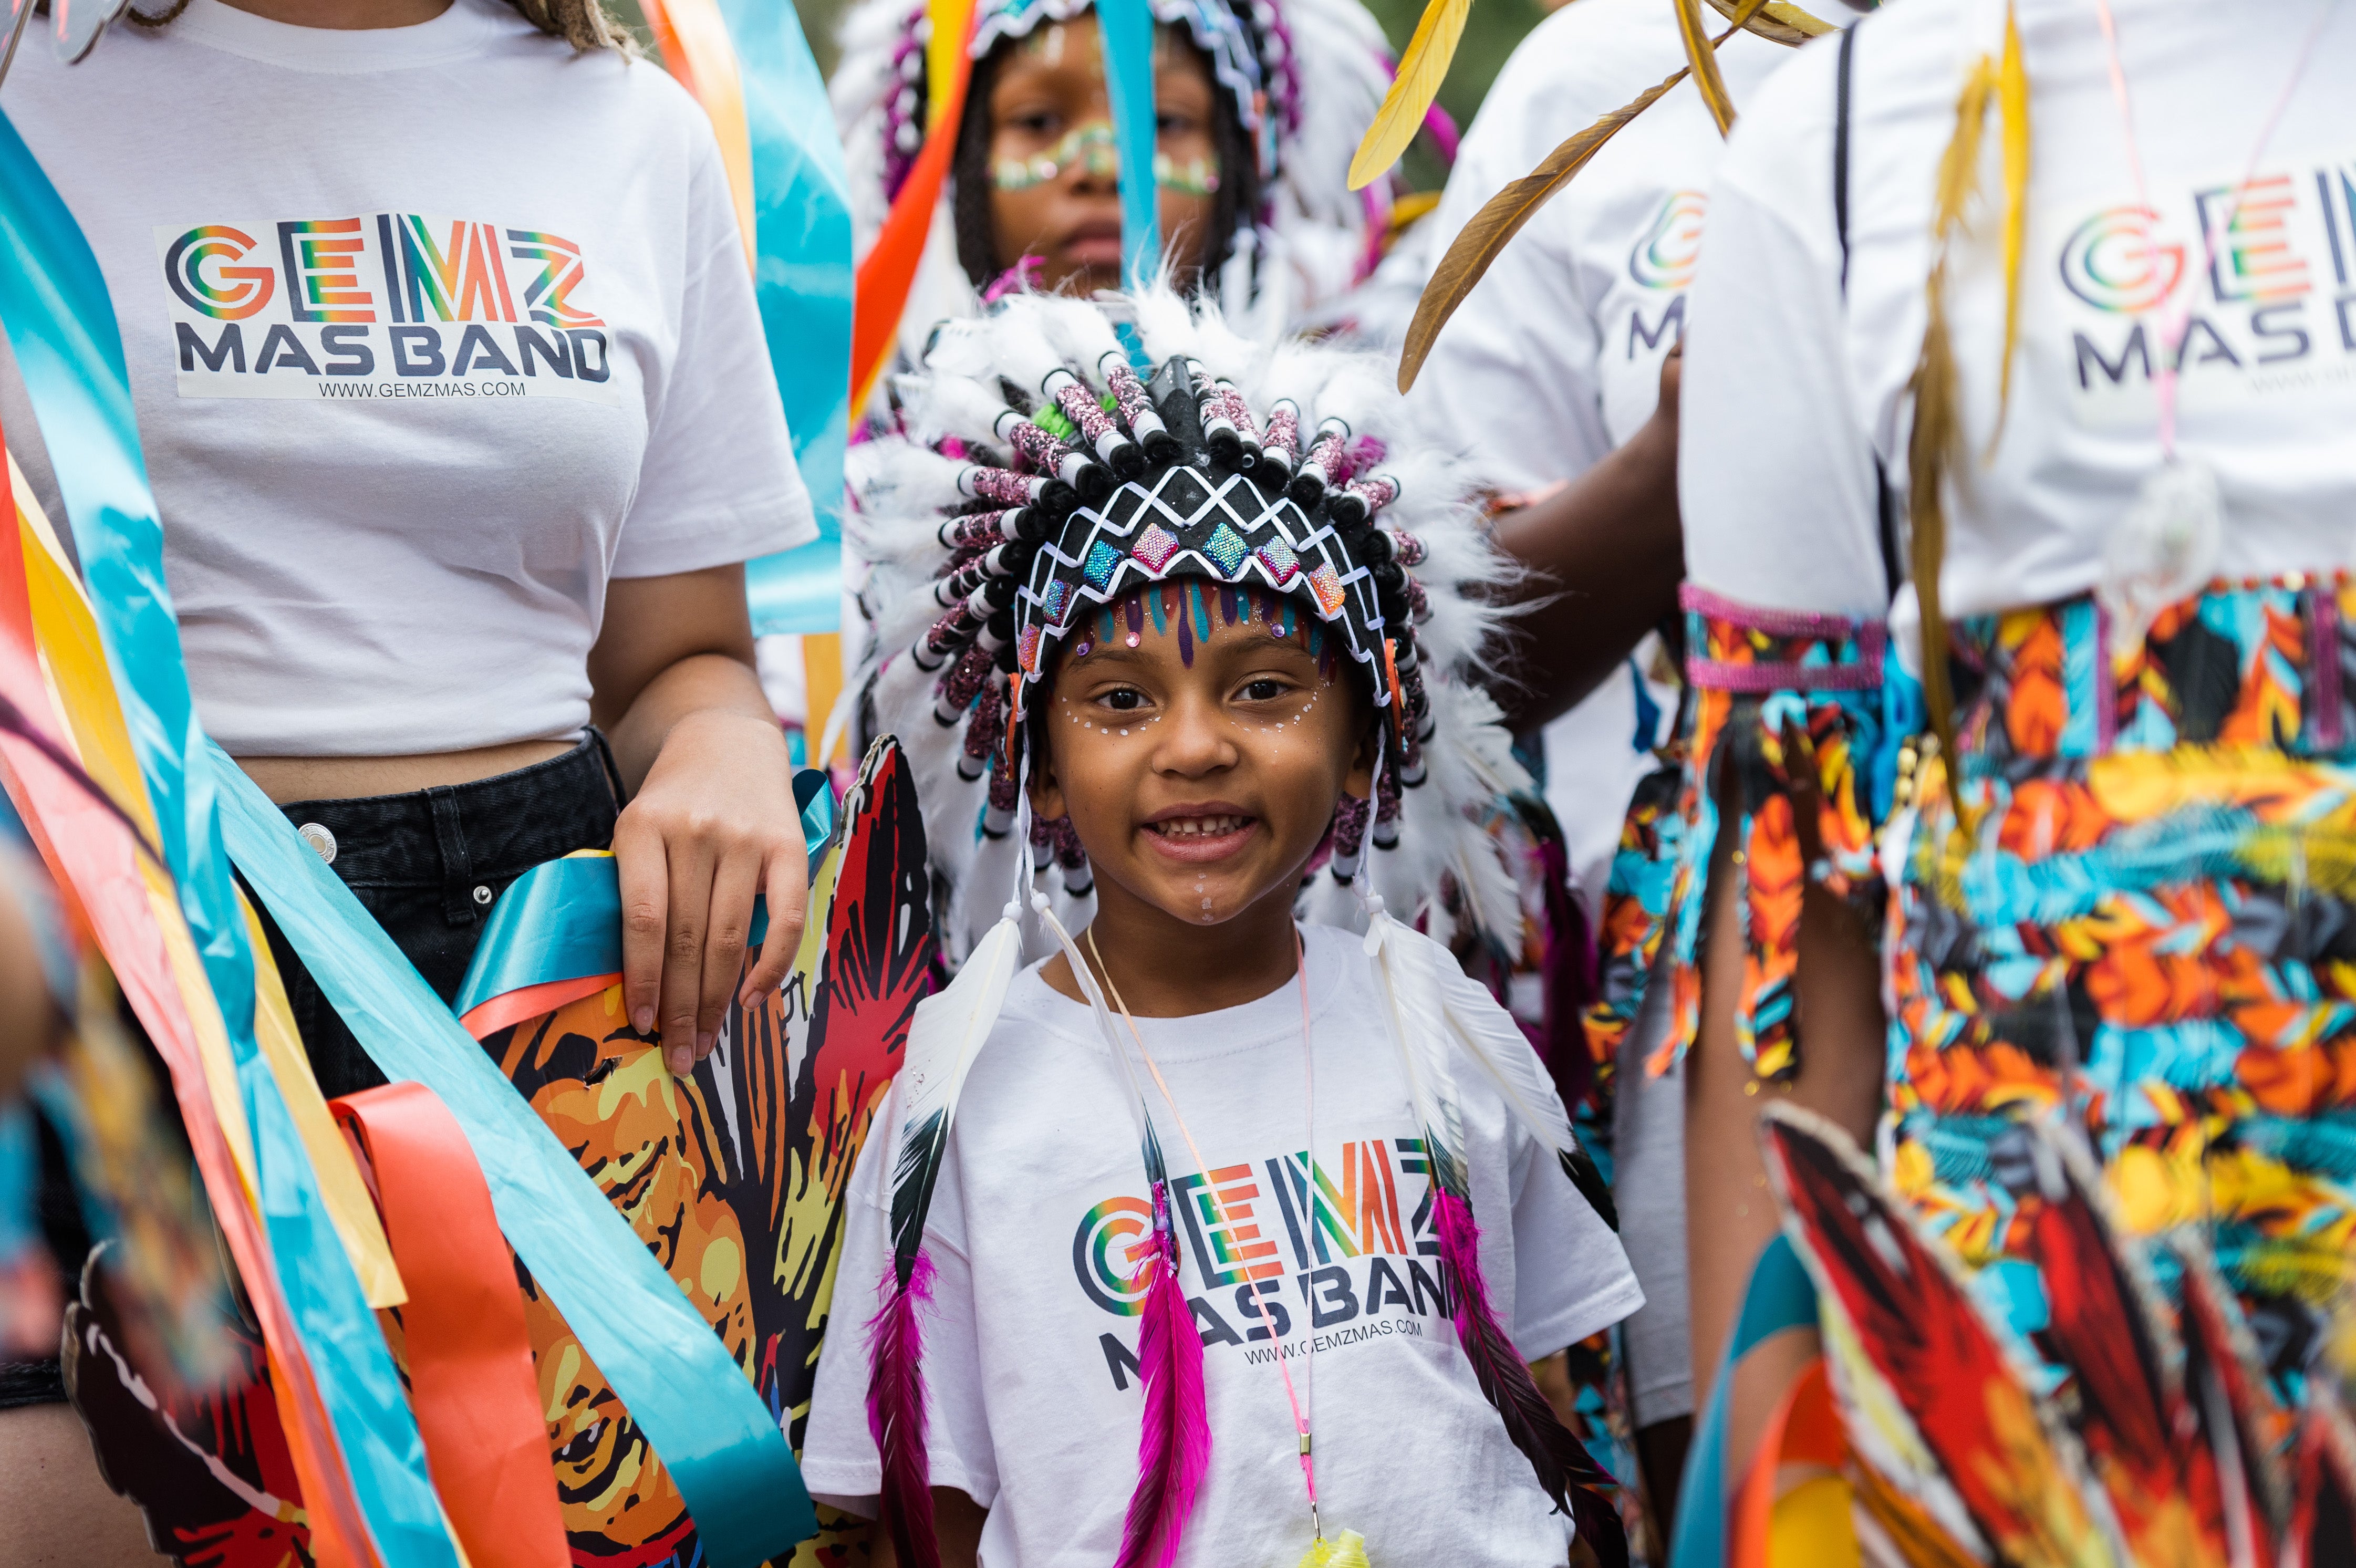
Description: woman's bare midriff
235,739,576,806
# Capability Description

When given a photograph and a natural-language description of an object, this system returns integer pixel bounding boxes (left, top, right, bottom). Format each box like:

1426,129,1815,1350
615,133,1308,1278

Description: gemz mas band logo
1627,190,1707,292
155,214,621,407
162,226,277,319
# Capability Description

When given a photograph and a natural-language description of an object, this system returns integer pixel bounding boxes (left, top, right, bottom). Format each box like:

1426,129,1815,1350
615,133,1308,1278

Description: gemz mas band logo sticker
156,215,622,407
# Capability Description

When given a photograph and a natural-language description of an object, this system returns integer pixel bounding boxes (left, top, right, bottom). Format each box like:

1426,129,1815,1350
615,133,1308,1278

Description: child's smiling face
1031,586,1375,930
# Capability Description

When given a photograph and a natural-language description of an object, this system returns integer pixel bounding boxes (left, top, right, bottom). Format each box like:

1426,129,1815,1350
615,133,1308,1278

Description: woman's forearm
599,650,777,794
1489,414,1684,732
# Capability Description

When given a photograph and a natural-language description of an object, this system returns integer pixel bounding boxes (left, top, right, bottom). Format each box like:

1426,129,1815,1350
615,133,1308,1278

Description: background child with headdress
830,0,1398,387
800,286,1639,1564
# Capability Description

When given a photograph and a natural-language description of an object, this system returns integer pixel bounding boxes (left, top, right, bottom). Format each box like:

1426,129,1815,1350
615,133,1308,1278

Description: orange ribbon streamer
0,468,381,1568
849,17,974,413
331,1083,567,1568
458,971,619,1042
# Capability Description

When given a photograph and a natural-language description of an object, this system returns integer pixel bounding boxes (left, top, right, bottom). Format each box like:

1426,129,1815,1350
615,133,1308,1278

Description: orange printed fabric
1656,586,1892,1084
1886,575,2356,1401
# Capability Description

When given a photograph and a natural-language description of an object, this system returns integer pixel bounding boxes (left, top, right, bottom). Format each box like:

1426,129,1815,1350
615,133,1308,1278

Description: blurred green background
610,0,1553,191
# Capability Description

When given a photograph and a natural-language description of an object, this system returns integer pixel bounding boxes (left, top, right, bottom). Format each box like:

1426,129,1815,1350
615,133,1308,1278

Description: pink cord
2085,0,2340,457
1091,925,1325,1536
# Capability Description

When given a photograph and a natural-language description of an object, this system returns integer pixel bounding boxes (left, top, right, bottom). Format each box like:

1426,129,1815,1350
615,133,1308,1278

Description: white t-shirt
1680,0,2356,620
1414,0,1808,485
802,923,1641,1566
1409,0,1804,921
0,0,815,755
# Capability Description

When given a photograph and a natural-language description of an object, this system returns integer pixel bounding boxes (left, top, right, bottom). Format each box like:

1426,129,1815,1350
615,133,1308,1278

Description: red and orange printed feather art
1758,1103,2121,1568
63,737,935,1568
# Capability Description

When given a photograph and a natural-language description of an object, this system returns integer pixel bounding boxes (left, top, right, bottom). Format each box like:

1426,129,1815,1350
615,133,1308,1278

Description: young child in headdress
801,286,1640,1566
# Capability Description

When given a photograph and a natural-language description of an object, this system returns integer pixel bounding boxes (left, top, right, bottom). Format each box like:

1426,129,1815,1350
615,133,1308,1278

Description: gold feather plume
1397,0,1770,391
1908,36,2008,842
1672,0,1739,135
1702,0,1833,46
1990,4,2031,450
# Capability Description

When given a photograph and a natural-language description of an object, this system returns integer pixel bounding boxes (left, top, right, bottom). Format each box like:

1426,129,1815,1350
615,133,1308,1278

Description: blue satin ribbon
210,742,816,1564
453,775,834,1020
730,0,854,637
1669,1234,1819,1568
0,112,459,1566
1097,0,1161,290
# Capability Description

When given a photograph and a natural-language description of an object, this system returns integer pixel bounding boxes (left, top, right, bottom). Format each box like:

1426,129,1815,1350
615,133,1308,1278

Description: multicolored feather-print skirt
1582,587,1891,1089
1892,576,2356,1396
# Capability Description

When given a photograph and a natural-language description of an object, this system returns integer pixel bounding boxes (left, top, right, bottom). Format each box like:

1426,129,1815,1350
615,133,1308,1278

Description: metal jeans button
296,823,336,865
472,884,494,906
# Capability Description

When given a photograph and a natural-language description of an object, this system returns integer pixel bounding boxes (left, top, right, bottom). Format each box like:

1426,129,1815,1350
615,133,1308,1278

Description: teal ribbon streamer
729,0,854,637
1097,0,1161,290
1669,1234,1819,1568
211,742,817,1563
453,774,833,1020
0,113,460,1567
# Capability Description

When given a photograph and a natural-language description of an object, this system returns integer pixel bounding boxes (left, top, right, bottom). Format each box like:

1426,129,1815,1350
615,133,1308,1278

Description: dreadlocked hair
851,284,1528,968
948,25,1265,293
118,0,634,49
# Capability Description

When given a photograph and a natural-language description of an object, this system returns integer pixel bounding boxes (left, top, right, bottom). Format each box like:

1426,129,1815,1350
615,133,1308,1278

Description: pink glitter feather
1115,1185,1210,1568
1435,1191,1627,1566
867,1253,942,1568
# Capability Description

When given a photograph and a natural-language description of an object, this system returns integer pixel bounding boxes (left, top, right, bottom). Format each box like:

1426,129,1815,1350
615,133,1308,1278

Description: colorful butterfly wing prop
2284,1396,2356,1568
2021,1133,2237,1568
2170,1238,2290,1561
770,734,933,1441
1758,1104,2122,1568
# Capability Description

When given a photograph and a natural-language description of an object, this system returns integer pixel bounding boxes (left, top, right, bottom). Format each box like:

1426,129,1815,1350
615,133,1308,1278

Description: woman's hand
614,708,806,1072
591,566,808,1076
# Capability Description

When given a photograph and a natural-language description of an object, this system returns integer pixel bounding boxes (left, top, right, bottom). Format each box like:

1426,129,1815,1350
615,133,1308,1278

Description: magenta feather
1116,1182,1210,1568
867,1251,941,1568
1435,1190,1627,1567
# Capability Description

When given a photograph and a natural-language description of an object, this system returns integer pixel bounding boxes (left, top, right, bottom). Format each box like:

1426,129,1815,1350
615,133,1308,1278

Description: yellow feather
1396,0,1769,389
1990,2,2031,450
1672,0,1737,136
1701,0,1833,47
1348,0,1475,190
925,0,974,132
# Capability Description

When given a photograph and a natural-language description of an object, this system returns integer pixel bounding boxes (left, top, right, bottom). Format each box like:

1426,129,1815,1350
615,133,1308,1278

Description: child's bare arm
867,1491,988,1568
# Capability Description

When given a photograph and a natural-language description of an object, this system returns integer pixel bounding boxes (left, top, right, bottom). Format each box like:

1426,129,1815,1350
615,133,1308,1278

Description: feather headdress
850,282,1525,968
855,285,1628,1561
831,0,1397,373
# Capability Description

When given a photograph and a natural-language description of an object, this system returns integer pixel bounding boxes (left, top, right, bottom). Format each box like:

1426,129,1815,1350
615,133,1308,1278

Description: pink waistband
1678,583,1877,640
1679,584,1885,692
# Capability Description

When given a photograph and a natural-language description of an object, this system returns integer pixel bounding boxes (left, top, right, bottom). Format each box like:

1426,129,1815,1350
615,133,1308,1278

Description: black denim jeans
1,735,624,1408
252,733,624,1099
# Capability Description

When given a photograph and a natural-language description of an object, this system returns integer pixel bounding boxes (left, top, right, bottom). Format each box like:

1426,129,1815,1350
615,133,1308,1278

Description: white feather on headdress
848,284,1530,967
